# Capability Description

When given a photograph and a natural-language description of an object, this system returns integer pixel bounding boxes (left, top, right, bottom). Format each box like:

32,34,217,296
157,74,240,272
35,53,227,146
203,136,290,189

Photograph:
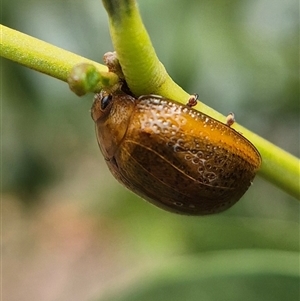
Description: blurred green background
2,0,299,301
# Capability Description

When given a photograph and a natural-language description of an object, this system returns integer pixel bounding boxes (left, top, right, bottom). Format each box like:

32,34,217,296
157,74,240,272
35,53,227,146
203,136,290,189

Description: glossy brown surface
91,91,261,215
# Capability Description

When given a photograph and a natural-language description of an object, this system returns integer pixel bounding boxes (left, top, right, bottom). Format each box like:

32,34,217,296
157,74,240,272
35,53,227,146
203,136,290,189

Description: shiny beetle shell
91,91,261,215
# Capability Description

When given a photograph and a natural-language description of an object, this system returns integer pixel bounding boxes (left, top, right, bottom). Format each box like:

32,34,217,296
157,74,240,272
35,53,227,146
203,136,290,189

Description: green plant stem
0,25,118,91
102,0,188,99
1,19,299,200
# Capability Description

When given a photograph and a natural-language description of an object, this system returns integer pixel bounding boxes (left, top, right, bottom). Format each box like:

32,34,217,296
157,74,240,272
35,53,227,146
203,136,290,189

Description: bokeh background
2,0,299,300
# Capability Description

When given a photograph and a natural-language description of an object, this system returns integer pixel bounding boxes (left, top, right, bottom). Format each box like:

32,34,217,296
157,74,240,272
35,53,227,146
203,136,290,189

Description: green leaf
97,250,299,301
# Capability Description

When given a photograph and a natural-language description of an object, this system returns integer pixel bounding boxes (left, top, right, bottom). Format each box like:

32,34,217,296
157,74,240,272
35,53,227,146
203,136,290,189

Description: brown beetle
91,90,261,215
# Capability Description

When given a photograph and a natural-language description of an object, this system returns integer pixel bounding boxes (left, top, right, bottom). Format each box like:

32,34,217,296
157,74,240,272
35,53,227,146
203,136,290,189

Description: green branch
1,0,299,201
102,0,188,99
0,25,119,92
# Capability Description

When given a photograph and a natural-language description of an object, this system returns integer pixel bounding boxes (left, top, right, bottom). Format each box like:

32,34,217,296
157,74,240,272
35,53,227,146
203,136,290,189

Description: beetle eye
101,94,113,110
